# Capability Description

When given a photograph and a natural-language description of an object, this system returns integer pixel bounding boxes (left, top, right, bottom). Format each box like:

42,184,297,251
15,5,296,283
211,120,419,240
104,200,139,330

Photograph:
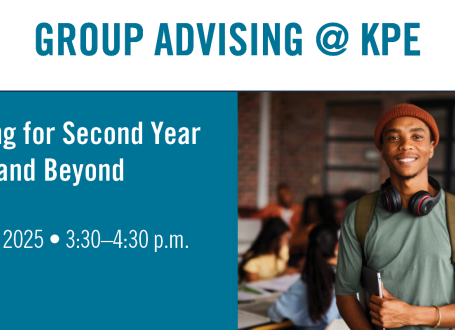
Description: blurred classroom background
238,92,455,330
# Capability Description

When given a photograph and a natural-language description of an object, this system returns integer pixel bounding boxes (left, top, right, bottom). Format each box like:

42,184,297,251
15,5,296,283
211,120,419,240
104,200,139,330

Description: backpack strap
445,192,455,264
354,190,380,265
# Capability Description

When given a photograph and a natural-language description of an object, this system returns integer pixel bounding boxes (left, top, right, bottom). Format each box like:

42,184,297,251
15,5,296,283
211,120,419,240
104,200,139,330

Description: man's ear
430,141,435,159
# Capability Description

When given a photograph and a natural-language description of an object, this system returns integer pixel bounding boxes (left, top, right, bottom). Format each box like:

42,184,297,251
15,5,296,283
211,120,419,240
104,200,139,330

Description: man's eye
389,136,399,140
414,135,423,139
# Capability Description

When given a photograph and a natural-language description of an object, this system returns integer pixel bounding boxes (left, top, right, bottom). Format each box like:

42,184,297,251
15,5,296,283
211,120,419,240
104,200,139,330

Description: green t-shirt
335,190,455,330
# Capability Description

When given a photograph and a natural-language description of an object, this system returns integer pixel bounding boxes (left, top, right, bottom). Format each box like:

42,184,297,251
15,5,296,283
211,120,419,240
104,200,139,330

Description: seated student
238,217,297,283
252,184,303,232
269,224,342,330
290,196,337,258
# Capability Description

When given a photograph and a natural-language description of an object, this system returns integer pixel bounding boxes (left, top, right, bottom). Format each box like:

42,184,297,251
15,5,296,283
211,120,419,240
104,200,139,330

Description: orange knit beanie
374,104,439,150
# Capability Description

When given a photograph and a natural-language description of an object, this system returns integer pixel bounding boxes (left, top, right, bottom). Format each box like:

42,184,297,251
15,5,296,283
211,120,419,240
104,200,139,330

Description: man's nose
399,137,414,150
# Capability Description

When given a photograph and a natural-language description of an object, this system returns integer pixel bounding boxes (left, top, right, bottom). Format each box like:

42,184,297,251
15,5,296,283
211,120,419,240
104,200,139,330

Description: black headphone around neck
381,176,441,216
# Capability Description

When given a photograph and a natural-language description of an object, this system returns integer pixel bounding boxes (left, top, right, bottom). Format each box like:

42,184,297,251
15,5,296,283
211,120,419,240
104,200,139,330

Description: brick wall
238,92,455,209
273,92,326,205
238,92,260,208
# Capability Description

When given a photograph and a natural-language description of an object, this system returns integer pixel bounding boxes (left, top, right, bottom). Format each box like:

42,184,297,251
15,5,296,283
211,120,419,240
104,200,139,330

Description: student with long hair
289,196,337,265
239,217,294,283
301,196,337,227
269,223,341,329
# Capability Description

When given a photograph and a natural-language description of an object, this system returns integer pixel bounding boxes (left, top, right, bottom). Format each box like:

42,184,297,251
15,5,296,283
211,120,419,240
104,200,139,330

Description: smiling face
380,116,435,180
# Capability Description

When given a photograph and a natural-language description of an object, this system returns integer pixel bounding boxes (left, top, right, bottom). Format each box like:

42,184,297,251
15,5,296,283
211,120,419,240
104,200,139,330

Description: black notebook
359,266,385,330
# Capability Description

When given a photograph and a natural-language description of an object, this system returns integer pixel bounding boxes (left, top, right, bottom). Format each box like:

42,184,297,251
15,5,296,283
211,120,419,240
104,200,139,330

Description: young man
252,183,303,232
335,104,455,329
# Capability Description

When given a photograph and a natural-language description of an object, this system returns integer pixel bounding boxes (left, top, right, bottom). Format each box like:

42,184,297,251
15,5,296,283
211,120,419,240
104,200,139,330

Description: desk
247,320,295,330
238,278,348,330
238,275,300,330
238,293,297,330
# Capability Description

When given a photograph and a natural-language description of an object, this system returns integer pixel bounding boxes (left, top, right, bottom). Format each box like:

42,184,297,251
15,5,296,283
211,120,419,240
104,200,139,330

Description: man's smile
396,155,419,166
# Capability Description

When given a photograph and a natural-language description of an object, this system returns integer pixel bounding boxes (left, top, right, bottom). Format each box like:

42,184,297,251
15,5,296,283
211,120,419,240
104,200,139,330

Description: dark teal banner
0,92,237,329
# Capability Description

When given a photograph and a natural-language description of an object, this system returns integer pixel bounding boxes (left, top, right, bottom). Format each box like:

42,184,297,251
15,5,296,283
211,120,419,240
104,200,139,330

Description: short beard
397,172,418,180
393,161,428,181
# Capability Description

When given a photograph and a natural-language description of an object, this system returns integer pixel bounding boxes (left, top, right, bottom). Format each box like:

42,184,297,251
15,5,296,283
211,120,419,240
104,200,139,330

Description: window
412,100,455,192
